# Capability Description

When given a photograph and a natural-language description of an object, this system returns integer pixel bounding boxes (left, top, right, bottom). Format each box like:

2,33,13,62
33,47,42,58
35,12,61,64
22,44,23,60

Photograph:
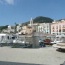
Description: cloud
0,0,15,5
5,0,14,5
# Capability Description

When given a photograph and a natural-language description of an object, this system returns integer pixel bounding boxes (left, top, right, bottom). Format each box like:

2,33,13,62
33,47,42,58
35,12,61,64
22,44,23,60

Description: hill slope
33,16,53,23
23,16,53,25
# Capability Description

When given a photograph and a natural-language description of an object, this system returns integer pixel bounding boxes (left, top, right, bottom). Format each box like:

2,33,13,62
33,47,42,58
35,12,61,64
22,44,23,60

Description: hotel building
51,20,65,35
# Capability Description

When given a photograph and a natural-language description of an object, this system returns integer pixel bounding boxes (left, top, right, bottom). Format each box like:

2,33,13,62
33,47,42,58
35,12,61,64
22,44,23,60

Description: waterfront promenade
0,46,65,65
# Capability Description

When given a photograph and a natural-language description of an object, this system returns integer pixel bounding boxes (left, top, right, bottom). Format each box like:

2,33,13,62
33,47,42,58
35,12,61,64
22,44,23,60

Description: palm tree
15,22,18,33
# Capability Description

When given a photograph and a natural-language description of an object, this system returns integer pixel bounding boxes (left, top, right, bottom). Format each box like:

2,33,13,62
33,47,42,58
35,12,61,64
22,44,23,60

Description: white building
28,18,51,34
8,25,15,33
16,24,22,32
37,23,51,34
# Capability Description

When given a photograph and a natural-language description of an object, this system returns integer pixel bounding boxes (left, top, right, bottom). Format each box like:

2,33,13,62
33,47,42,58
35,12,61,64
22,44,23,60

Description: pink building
51,20,65,35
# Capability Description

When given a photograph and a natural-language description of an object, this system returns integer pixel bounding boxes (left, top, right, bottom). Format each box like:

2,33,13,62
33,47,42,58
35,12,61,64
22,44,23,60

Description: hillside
33,16,53,23
0,25,8,31
23,16,53,25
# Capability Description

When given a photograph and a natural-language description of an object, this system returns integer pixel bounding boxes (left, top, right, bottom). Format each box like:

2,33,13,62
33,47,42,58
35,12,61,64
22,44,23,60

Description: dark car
44,39,52,45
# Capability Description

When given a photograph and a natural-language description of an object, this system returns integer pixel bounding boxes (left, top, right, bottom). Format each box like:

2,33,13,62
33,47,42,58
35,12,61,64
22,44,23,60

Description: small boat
13,39,29,44
53,38,65,50
0,33,17,46
0,33,14,43
53,43,65,49
0,33,31,48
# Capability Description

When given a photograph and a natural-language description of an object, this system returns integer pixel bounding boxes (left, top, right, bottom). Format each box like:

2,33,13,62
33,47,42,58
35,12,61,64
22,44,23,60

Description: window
53,33,55,34
7,36,9,39
59,29,61,32
52,26,54,29
12,36,15,39
57,33,58,35
47,32,48,34
56,30,58,32
1,36,4,39
63,29,65,32
53,30,54,32
63,25,65,28
56,26,58,29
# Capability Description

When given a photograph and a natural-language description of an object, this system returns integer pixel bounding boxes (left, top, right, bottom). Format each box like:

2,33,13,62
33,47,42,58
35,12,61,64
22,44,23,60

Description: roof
0,33,7,36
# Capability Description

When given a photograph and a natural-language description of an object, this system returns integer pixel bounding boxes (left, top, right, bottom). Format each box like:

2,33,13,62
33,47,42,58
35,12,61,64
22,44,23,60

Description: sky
0,0,65,26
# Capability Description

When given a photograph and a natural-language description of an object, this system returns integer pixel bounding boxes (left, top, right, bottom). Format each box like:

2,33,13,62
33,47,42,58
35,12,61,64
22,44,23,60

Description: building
51,20,65,35
2,25,15,33
8,25,15,33
28,18,39,32
37,23,51,34
16,24,22,32
28,18,51,34
18,26,34,35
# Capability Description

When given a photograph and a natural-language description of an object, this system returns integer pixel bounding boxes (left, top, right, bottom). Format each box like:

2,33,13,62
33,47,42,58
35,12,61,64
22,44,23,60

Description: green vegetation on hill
33,16,53,23
0,25,8,31
22,16,53,26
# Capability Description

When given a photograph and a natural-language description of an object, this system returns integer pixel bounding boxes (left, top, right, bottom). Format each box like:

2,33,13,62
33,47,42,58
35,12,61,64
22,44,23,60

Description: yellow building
18,26,34,35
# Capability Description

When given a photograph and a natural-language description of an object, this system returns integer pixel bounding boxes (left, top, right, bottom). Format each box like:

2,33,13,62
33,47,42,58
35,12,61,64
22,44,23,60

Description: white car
50,40,63,44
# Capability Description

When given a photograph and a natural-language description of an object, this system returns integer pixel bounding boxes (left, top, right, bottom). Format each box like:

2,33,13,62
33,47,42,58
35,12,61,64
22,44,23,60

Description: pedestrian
42,40,46,47
39,39,45,47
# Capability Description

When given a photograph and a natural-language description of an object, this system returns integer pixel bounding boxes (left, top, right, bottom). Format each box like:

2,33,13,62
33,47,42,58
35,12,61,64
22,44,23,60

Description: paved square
0,46,65,65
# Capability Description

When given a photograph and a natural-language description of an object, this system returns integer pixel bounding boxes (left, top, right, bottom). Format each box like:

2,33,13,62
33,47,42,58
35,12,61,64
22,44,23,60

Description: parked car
50,39,63,44
44,39,52,45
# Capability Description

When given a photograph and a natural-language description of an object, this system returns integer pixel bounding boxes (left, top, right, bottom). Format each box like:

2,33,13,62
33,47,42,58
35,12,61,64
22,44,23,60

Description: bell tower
30,18,33,27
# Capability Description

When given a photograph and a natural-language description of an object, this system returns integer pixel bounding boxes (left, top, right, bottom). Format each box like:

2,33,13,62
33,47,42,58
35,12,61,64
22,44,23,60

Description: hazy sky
0,0,65,26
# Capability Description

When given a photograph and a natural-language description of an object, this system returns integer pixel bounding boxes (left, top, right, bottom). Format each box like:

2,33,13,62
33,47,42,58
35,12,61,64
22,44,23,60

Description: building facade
18,26,34,35
51,20,65,35
8,26,15,33
28,18,51,34
37,23,51,34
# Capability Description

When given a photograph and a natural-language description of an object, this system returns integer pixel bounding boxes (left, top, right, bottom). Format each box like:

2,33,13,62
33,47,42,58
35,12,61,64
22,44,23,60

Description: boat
53,43,65,49
13,39,29,44
0,33,14,43
0,33,31,47
53,38,65,50
0,33,18,46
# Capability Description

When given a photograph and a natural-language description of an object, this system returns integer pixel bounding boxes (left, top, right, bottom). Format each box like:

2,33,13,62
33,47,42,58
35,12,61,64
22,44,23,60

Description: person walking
39,39,46,47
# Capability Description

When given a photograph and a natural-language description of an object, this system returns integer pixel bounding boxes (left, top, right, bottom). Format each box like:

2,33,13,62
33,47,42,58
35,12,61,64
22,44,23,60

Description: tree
15,22,18,33
0,25,8,31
